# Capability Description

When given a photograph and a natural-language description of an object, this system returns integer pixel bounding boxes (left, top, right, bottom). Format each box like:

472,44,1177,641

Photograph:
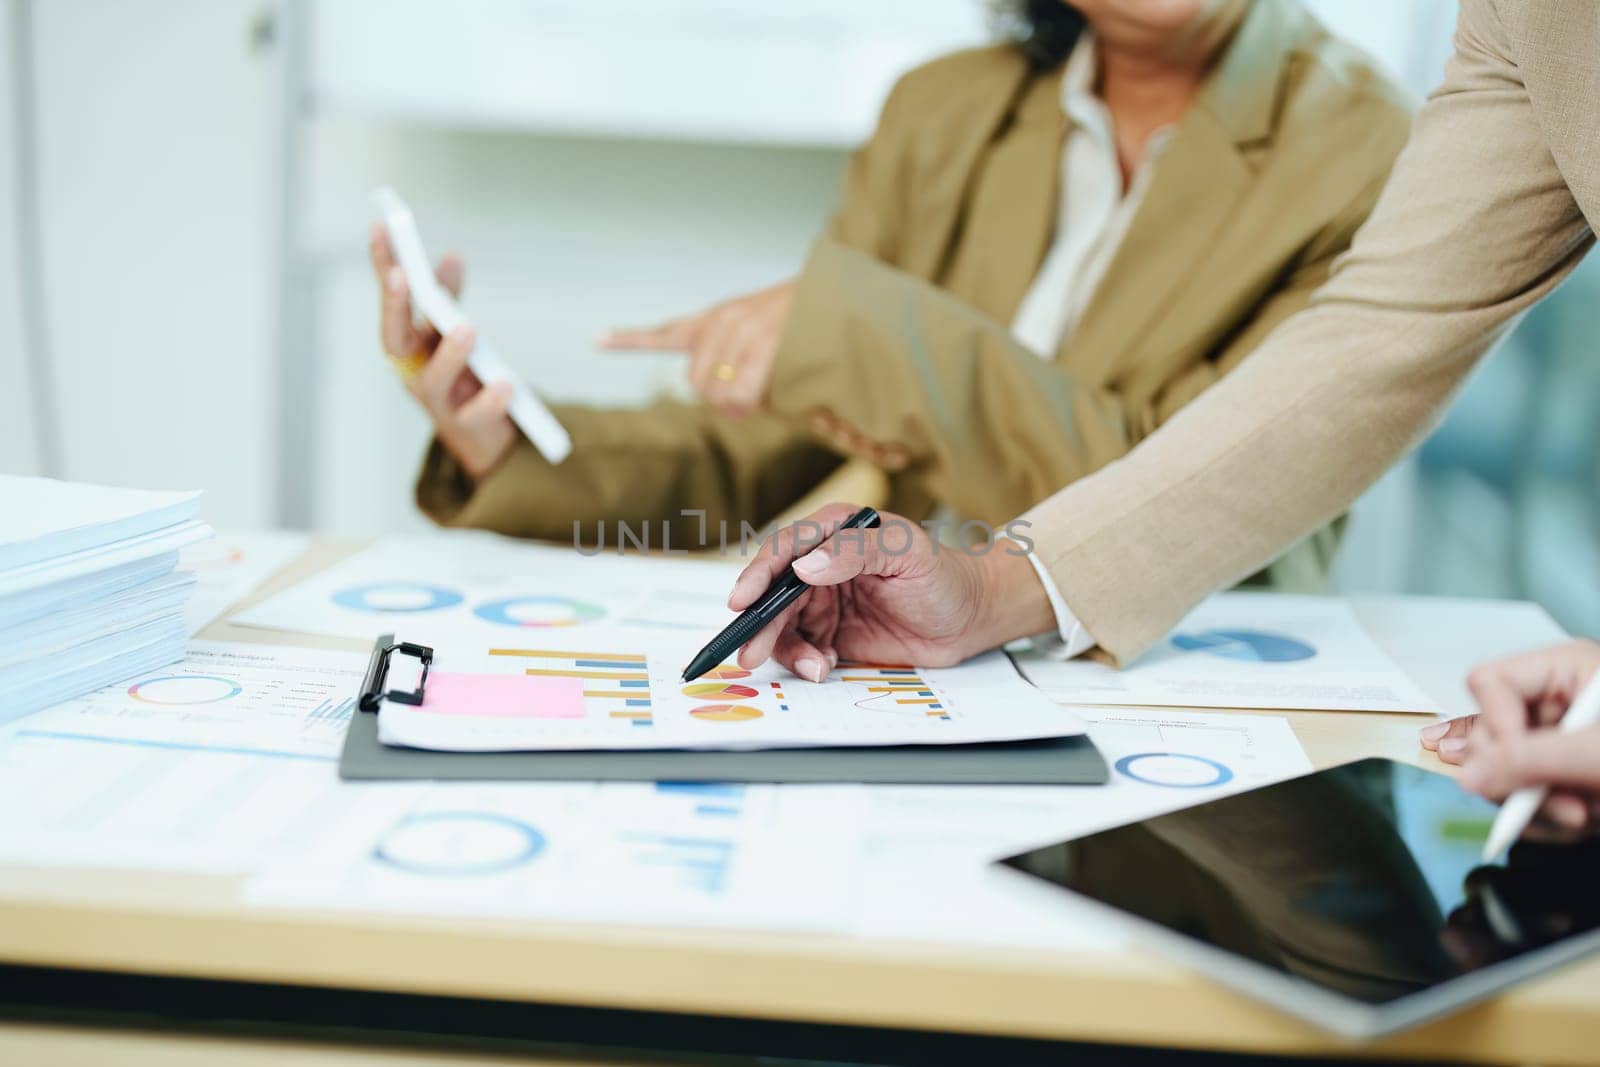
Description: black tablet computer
999,757,1600,1037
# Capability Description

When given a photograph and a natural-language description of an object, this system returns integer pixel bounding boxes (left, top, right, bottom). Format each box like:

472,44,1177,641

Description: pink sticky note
419,672,586,718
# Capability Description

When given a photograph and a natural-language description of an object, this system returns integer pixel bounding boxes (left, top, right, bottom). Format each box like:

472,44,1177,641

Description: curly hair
990,0,1088,70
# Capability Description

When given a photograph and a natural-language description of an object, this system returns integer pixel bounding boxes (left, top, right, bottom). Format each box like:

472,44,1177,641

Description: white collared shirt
1012,32,1175,358
1010,33,1175,657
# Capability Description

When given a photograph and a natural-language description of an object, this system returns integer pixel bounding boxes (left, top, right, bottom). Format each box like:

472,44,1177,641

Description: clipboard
340,635,1108,785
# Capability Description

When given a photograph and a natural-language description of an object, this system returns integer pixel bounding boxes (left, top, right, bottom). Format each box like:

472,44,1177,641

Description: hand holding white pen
1419,640,1600,859
1478,663,1600,859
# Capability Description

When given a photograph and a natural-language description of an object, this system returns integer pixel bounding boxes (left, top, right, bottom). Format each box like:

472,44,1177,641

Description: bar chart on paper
653,781,746,818
375,643,1084,751
232,535,1084,750
621,832,736,894
836,666,950,720
496,647,656,725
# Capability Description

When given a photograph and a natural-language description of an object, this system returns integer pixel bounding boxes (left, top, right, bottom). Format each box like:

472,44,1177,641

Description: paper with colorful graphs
232,533,1085,752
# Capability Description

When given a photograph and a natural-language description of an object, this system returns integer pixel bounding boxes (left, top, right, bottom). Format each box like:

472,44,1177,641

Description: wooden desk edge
3,861,1598,1065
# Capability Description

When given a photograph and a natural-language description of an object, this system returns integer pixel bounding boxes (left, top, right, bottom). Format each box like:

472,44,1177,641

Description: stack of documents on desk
0,476,210,723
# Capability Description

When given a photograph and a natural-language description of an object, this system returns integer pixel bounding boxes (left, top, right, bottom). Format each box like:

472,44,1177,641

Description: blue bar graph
654,780,745,817
624,833,736,894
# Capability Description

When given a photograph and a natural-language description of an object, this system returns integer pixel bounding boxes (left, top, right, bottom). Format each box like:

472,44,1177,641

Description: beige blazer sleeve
769,238,1133,527
415,400,842,545
769,151,1385,532
1021,0,1596,665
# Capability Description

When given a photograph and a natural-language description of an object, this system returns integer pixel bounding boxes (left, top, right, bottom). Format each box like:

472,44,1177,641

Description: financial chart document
235,535,1086,751
1014,593,1440,713
247,780,863,933
0,642,411,871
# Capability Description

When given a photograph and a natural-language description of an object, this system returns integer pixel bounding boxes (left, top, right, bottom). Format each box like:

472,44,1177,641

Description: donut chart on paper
473,596,606,628
1114,752,1234,789
1169,629,1315,663
373,811,545,876
690,704,763,723
127,674,244,705
332,582,465,614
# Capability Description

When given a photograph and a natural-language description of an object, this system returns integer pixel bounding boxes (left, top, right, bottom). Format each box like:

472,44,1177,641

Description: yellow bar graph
841,675,926,685
523,667,649,682
491,649,646,664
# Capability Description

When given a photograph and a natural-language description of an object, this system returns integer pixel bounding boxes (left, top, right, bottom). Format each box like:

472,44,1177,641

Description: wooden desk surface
0,1018,667,1067
1,541,1595,1065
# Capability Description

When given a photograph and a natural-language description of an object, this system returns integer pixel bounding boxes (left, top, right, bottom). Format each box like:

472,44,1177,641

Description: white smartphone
372,186,572,465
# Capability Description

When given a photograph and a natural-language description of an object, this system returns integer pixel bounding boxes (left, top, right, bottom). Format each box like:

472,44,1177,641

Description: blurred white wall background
2,1,1594,632
0,7,38,474
1,0,276,523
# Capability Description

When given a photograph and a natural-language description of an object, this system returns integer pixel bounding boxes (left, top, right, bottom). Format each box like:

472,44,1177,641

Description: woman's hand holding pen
726,503,1056,681
599,280,795,420
1420,639,1600,836
370,223,516,480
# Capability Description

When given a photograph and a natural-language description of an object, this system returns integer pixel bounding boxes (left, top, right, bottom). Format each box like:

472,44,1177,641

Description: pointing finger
598,317,699,352
774,626,831,684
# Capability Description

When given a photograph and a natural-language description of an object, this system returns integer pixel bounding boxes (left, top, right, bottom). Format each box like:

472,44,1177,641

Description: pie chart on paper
699,664,752,680
1170,629,1315,663
690,704,763,723
680,682,760,700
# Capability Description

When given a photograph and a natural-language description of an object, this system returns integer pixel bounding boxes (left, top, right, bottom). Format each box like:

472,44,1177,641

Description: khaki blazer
418,0,1411,588
1022,0,1600,664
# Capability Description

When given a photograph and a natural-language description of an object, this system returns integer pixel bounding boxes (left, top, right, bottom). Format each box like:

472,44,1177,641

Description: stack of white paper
0,476,211,723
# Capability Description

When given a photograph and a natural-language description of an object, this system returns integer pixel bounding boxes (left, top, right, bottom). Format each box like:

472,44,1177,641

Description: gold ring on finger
713,363,738,383
389,351,429,384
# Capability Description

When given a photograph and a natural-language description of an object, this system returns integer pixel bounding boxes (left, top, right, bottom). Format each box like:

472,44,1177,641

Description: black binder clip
359,636,434,712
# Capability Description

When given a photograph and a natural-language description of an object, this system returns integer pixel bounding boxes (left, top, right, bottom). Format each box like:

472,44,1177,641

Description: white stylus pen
1481,668,1600,861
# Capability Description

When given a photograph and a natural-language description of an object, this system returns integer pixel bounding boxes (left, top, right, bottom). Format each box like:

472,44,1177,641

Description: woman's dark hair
991,1,1087,71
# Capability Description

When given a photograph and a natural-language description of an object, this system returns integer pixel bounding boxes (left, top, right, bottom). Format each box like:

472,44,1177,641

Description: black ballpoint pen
681,506,881,683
